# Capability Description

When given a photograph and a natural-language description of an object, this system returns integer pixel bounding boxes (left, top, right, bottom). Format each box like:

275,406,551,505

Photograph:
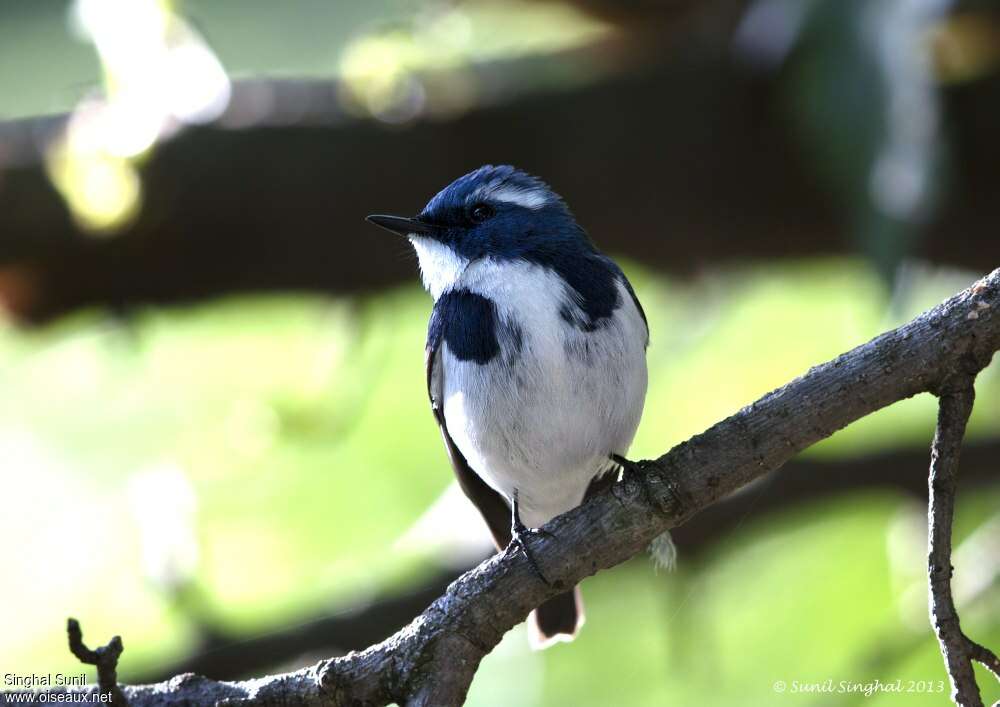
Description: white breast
439,258,648,528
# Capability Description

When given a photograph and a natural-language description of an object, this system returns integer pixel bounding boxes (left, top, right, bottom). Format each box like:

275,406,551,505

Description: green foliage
0,259,997,705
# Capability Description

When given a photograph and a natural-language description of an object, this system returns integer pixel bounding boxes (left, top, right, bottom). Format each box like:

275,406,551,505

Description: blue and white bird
367,165,649,648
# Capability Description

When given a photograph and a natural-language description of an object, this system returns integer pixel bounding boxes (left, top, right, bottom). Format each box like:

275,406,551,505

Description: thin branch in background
927,385,1000,707
67,619,127,705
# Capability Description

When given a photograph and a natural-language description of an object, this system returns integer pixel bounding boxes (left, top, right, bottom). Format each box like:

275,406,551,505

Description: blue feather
418,165,641,335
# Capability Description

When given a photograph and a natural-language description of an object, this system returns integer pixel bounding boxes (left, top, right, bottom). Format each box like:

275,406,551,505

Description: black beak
366,214,439,237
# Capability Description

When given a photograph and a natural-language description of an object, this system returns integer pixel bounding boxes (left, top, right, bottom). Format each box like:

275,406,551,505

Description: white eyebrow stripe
481,185,550,210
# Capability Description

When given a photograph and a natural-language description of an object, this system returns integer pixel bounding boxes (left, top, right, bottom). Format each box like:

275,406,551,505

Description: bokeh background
1,1,999,705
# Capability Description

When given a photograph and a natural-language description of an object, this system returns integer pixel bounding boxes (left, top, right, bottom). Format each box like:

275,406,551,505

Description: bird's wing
426,333,512,551
616,267,650,348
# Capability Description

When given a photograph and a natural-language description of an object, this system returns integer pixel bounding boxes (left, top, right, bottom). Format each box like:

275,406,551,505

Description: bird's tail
528,585,584,650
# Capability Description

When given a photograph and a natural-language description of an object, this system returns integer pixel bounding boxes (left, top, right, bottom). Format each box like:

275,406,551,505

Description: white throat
410,236,470,300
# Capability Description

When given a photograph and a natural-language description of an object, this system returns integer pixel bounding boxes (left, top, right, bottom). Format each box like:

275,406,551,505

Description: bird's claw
612,453,685,515
509,489,552,586
509,528,551,586
611,453,644,480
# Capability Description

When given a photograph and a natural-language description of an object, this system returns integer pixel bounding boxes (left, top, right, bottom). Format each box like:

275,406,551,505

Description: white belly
440,260,647,528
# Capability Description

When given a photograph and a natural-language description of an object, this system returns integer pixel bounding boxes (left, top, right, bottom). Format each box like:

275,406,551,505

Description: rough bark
927,386,1000,706
3,269,999,706
133,440,1000,684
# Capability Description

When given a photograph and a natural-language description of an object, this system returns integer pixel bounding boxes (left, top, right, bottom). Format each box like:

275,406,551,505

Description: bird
366,165,649,649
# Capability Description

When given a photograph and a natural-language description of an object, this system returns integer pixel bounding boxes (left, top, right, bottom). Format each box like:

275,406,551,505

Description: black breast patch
427,289,501,364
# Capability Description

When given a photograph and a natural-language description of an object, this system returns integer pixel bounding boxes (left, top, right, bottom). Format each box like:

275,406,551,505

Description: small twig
967,640,1000,681
927,385,1000,706
67,619,127,706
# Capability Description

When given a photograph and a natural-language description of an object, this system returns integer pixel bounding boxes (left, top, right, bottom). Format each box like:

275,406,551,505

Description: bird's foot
510,528,552,586
611,453,645,481
611,453,685,515
509,490,552,586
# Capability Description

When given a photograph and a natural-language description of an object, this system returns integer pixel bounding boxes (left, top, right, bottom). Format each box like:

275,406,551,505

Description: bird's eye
469,203,494,223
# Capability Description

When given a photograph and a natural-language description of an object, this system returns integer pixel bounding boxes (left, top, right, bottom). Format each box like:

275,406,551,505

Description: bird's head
367,165,592,299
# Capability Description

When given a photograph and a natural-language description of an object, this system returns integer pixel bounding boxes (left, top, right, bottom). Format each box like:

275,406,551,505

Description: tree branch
133,441,1000,685
3,269,1000,706
928,384,1000,706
